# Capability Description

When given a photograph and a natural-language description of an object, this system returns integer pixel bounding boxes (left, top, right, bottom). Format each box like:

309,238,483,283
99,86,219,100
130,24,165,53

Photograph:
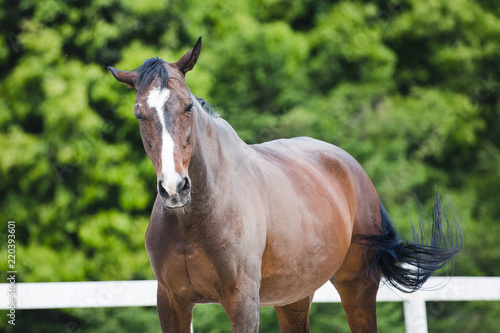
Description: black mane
196,97,219,117
135,57,169,95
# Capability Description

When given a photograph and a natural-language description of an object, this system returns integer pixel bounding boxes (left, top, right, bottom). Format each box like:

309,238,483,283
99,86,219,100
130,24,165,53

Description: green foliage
427,301,500,333
1,0,499,331
0,307,161,333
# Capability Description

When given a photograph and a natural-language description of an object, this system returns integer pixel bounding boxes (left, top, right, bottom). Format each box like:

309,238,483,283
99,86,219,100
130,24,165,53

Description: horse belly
258,204,352,306
258,244,347,306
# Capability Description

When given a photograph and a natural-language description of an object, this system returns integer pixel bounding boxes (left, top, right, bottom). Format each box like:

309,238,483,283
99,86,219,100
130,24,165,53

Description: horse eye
185,103,194,112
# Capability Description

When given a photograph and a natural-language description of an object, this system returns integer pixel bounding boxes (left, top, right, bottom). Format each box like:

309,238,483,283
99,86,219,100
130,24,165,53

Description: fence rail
2,277,500,333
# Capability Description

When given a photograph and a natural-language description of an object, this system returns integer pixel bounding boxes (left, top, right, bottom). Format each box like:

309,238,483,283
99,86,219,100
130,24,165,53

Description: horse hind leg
331,274,379,332
331,241,380,333
274,294,314,333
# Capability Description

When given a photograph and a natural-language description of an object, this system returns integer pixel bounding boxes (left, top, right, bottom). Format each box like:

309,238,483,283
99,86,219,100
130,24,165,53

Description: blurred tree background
1,0,499,331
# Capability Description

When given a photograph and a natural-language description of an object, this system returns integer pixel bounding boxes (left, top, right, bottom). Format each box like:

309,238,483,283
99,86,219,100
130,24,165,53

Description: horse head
108,38,202,210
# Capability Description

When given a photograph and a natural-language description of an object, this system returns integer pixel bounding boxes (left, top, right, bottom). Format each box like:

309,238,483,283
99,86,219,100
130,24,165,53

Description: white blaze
147,87,182,194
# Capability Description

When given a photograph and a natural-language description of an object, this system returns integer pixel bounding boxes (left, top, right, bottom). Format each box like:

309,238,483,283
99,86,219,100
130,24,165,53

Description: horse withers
108,37,462,332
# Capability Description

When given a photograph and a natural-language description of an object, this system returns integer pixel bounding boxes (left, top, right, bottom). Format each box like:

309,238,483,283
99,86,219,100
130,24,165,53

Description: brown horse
108,37,462,332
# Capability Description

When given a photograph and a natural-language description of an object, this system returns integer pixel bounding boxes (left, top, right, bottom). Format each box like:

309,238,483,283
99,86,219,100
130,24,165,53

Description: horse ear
175,37,202,75
108,67,137,88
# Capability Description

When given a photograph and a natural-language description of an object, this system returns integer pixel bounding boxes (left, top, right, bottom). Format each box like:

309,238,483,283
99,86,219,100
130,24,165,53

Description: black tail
362,190,463,293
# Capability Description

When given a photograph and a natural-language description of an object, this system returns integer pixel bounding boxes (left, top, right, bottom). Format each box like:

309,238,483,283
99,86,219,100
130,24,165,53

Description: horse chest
146,223,236,301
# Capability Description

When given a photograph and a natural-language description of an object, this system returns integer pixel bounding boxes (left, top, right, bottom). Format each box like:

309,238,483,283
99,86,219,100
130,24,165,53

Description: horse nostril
178,176,191,194
158,180,169,199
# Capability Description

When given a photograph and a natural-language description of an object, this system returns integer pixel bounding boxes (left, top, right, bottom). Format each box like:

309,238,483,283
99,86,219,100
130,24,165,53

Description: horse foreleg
220,279,260,333
274,294,314,333
156,284,194,333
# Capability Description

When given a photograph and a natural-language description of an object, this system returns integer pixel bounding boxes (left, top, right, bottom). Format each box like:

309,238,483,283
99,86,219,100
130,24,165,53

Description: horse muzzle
158,176,192,209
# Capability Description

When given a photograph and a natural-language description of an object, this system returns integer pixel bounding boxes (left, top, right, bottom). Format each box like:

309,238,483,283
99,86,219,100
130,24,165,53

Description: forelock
135,57,169,95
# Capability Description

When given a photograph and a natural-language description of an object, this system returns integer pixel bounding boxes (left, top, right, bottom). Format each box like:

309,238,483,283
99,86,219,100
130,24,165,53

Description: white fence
1,277,500,333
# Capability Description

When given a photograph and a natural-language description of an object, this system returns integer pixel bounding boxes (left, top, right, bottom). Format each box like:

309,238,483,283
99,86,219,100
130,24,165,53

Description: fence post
404,294,428,333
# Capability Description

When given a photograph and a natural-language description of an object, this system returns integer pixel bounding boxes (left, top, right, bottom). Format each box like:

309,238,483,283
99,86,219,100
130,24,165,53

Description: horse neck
188,98,247,209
